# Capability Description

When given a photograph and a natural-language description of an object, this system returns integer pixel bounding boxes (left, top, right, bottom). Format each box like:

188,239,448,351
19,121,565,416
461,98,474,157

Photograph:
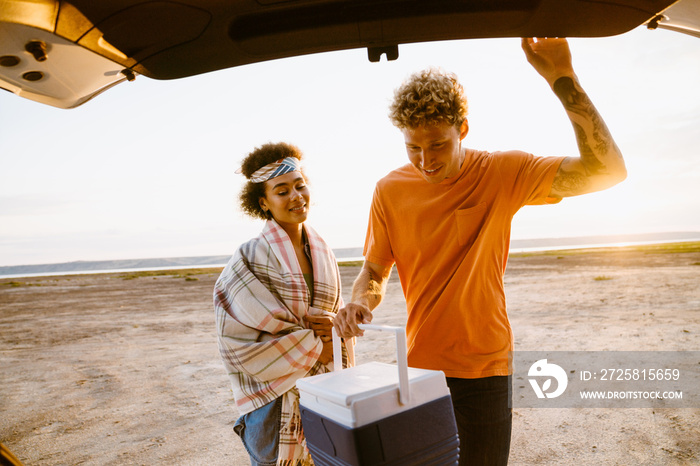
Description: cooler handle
332,324,410,405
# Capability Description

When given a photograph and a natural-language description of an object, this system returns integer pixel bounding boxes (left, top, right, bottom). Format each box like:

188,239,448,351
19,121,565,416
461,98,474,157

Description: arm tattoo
572,122,604,176
351,266,388,310
552,76,585,113
553,77,617,176
551,166,588,194
366,268,383,296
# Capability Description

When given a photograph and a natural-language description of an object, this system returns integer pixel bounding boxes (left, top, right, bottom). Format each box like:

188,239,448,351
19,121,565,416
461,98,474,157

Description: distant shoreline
509,239,700,257
2,234,699,280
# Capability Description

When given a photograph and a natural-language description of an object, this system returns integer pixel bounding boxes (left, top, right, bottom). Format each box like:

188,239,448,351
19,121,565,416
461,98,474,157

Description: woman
214,142,352,466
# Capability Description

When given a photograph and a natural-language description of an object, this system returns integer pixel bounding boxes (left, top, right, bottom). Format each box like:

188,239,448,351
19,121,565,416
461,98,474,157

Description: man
333,37,627,465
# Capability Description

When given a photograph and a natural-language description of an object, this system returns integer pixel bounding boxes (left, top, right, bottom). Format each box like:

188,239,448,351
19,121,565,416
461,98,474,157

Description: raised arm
333,260,392,338
521,37,627,198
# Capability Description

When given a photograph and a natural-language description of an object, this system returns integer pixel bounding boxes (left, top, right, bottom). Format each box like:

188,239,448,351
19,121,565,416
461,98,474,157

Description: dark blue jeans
446,375,512,466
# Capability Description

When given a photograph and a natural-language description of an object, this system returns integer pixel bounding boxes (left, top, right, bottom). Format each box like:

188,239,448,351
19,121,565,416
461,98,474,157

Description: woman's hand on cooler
317,338,333,365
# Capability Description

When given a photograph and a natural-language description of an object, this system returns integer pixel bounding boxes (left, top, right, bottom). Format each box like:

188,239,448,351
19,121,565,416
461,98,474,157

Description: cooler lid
297,361,446,407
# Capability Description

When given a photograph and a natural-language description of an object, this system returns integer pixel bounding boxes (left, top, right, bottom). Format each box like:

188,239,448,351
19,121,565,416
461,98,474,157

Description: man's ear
459,119,469,140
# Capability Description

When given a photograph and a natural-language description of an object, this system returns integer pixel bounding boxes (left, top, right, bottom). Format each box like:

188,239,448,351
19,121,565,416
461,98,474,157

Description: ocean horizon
1,231,699,279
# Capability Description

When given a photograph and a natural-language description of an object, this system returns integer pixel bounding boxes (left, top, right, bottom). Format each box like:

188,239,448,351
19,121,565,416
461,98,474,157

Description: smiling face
259,171,310,231
403,120,469,184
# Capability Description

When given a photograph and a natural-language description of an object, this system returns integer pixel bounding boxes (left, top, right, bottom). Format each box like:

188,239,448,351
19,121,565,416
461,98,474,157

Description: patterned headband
247,157,301,183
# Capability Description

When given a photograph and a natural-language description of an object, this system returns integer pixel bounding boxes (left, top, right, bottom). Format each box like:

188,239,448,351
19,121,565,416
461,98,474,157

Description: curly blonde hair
388,67,468,129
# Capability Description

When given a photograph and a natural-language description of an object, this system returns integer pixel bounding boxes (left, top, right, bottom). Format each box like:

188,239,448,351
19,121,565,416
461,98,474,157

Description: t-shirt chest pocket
455,203,487,247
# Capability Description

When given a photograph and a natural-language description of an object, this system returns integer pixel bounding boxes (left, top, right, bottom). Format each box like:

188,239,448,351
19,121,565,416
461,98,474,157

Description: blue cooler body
296,325,459,465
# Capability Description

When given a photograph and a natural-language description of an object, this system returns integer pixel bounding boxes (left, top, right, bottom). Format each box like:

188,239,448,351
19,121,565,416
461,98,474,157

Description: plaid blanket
215,219,350,465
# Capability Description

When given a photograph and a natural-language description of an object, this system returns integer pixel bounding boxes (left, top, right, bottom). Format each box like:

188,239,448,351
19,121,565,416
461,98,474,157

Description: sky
1,26,699,267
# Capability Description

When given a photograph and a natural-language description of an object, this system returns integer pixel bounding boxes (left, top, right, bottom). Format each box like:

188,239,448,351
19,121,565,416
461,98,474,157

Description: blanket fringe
278,389,315,466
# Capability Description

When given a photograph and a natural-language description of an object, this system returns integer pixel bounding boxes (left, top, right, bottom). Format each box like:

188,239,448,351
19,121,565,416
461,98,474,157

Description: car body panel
650,0,700,37
0,0,696,108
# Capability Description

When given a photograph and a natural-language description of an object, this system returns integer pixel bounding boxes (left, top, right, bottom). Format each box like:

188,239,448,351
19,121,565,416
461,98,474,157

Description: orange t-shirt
364,149,565,378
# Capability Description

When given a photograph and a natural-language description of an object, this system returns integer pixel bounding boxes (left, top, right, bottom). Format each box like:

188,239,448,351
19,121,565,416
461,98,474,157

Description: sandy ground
1,245,699,465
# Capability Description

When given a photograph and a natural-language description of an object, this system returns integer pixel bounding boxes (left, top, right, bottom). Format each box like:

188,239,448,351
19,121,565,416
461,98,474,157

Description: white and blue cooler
296,324,459,465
